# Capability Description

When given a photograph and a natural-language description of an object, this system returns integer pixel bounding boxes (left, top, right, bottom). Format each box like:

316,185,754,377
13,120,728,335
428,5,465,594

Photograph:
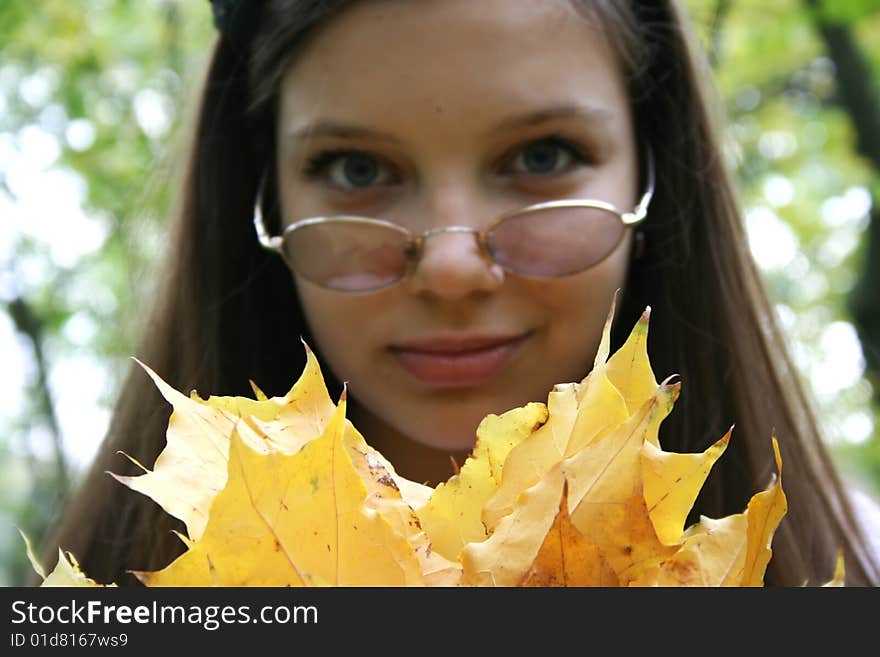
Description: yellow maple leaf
136,392,429,586
460,463,568,586
479,303,636,535
112,346,335,542
741,437,787,586
627,513,749,586
623,438,786,586
562,381,680,583
340,422,462,586
604,307,658,415
40,551,109,587
416,401,548,561
822,548,846,587
20,530,111,588
461,469,619,586
641,428,731,546
519,482,618,586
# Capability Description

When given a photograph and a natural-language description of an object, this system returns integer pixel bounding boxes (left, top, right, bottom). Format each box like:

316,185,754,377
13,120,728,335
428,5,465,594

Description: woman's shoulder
848,486,880,561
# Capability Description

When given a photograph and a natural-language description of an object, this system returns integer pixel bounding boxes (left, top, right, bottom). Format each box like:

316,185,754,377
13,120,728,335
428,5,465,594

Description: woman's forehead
277,0,628,141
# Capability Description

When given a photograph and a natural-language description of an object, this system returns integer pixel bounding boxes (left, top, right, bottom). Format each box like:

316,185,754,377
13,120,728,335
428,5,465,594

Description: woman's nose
406,230,504,299
403,194,505,300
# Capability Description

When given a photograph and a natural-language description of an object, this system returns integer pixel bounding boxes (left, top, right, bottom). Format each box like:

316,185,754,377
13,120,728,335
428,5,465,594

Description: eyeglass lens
283,205,625,292
488,206,624,277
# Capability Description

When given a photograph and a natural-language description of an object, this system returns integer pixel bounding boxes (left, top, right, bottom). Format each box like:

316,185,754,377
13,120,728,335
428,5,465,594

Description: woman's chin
407,430,479,454
392,396,534,454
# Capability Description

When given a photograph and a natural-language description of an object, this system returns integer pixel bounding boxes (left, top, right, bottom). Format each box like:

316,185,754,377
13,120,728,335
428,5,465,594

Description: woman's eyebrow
489,104,615,135
284,121,403,145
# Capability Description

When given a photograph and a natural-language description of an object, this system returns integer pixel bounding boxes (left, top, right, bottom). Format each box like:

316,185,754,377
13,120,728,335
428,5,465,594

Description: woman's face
276,0,638,456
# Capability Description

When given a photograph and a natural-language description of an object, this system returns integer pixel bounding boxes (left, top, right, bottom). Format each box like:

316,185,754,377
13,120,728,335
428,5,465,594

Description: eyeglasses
255,153,654,293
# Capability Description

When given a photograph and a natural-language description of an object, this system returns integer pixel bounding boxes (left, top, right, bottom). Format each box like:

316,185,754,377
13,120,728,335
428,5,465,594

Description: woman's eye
305,150,395,189
507,138,584,175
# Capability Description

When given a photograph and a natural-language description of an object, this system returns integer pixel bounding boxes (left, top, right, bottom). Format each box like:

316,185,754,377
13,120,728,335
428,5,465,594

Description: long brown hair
41,0,880,586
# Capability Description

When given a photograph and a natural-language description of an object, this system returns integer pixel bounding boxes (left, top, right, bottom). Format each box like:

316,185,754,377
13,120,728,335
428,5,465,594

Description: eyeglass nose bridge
406,224,489,262
421,225,481,238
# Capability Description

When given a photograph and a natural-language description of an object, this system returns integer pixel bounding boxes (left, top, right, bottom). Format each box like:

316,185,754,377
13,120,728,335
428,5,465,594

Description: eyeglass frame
254,149,655,291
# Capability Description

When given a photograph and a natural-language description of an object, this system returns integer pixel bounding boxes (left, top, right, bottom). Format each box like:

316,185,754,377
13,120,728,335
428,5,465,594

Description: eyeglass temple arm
252,178,283,251
626,148,655,225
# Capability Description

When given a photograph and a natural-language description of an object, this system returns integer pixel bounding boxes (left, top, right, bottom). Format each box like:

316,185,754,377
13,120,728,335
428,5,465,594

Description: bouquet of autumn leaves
29,305,845,587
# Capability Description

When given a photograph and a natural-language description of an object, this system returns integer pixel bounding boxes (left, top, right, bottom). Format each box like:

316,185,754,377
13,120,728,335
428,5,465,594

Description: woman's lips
389,334,527,387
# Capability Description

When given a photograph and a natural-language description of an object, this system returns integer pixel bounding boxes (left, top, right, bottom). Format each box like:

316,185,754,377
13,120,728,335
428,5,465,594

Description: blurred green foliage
0,0,212,585
1,0,879,585
685,0,880,493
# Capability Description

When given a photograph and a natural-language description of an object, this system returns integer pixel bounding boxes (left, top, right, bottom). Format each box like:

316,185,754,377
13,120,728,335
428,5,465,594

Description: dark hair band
209,0,264,51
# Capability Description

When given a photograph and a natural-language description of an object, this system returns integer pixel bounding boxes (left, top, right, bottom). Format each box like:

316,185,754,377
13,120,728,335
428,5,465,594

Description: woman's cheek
296,284,369,382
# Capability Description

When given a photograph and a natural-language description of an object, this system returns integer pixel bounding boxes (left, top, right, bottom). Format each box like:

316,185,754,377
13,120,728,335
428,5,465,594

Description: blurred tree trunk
806,0,880,400
6,296,69,493
707,0,733,68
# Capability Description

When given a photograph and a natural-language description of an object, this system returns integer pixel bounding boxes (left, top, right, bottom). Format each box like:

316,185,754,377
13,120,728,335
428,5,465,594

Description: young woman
42,0,880,586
